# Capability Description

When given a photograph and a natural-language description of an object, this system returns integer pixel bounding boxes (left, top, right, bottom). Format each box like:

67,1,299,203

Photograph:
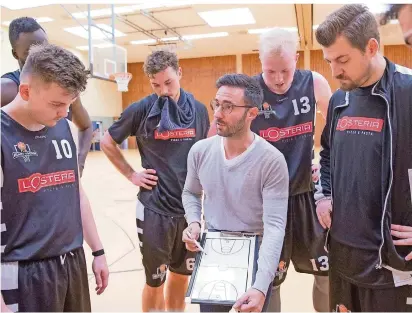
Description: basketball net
109,73,132,92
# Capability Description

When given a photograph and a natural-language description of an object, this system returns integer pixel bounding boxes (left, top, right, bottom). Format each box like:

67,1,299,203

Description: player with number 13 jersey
250,28,333,312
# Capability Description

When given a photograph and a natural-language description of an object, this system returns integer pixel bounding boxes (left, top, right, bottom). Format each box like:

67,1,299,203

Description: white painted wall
1,26,122,117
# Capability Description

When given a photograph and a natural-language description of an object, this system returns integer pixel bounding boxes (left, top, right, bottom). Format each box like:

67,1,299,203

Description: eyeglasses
210,100,254,115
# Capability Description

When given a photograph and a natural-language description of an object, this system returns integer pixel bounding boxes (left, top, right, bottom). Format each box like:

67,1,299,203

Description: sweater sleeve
252,154,289,295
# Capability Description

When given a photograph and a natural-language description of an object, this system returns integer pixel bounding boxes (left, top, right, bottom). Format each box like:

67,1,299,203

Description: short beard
338,63,373,91
217,110,248,137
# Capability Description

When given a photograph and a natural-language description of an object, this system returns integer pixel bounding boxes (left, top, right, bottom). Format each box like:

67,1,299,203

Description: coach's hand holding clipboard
232,288,265,312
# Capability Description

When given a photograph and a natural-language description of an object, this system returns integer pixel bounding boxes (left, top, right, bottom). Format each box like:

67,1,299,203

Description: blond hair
259,28,299,59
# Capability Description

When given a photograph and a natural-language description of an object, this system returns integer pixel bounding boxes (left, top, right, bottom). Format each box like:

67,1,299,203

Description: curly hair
143,50,179,77
9,17,46,48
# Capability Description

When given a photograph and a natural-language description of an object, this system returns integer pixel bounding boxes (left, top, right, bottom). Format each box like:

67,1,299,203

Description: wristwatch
92,249,105,257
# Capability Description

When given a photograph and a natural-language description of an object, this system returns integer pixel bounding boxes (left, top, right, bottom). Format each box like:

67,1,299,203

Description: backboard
91,42,127,80
63,4,128,82
86,4,128,81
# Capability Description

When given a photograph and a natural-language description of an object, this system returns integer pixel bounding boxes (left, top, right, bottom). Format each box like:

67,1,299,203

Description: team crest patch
275,260,288,280
12,142,38,162
260,102,276,119
334,304,351,312
152,264,168,281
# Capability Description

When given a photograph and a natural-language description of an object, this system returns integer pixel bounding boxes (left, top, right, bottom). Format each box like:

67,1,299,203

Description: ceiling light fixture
130,39,157,45
198,8,256,27
182,32,229,40
161,37,180,42
247,27,297,34
64,24,126,40
72,2,194,19
76,43,114,51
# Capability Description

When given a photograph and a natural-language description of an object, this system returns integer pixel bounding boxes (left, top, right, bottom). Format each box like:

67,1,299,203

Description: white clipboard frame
185,230,259,306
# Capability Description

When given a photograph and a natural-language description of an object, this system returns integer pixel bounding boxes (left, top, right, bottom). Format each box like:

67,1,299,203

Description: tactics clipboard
185,230,259,306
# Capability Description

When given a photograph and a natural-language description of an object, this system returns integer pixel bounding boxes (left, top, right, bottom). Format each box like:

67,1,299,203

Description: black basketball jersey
109,91,210,216
1,70,73,120
1,69,20,86
1,111,82,262
251,70,316,196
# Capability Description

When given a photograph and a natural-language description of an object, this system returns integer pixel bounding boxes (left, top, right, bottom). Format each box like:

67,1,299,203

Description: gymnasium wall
123,45,411,149
236,46,412,95
3,23,409,150
0,27,122,120
384,45,412,68
1,27,18,74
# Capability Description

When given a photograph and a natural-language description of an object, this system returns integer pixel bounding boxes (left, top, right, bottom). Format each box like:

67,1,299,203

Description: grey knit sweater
183,134,289,295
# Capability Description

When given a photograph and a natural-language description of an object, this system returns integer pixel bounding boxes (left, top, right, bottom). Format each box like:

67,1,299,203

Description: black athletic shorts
1,247,90,312
330,265,412,312
136,200,196,288
274,191,329,286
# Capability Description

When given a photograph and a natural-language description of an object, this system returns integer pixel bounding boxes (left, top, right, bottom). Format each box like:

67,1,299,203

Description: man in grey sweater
182,73,289,312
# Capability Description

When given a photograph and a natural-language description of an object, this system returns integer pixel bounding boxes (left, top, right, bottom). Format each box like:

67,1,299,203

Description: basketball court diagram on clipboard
186,231,258,305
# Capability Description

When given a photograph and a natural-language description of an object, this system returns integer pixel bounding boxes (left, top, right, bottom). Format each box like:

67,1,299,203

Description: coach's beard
216,111,248,138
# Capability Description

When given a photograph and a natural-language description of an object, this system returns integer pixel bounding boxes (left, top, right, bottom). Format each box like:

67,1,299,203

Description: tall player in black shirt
1,17,93,176
0,44,109,312
101,50,209,312
241,28,331,312
315,4,412,312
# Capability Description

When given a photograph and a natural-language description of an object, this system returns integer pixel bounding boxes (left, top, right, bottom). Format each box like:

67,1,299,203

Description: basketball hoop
110,72,132,92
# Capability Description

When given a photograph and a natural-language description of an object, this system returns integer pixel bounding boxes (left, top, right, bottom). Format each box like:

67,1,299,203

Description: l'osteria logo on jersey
154,128,196,140
18,170,76,193
336,116,384,132
12,142,38,162
259,122,313,142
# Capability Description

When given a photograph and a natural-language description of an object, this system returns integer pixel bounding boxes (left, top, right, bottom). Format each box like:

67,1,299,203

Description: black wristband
92,249,105,257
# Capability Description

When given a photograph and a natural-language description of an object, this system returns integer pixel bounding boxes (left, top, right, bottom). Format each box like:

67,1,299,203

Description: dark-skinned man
1,17,93,175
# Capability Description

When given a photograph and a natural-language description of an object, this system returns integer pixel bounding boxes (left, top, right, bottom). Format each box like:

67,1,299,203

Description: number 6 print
186,258,195,271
